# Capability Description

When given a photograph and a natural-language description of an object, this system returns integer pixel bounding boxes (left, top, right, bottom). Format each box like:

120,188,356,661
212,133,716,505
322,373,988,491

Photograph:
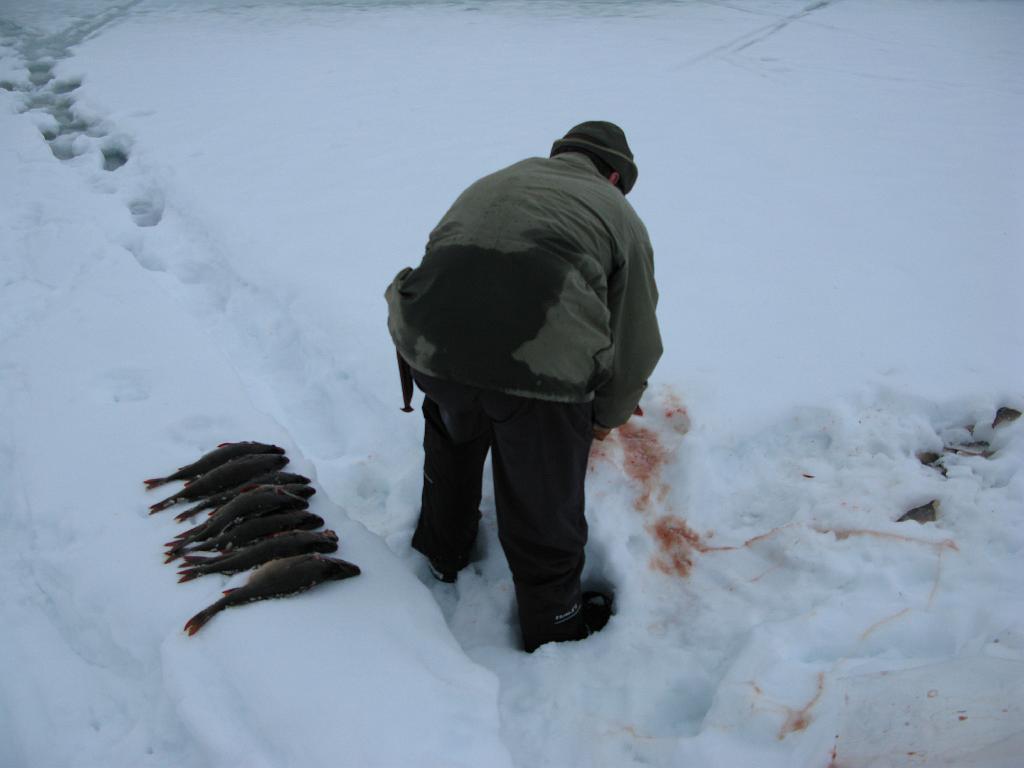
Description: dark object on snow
183,554,361,635
944,441,993,459
397,350,415,413
426,556,458,583
174,471,311,522
582,591,613,636
177,530,339,581
243,483,316,501
174,511,325,559
149,454,289,513
916,451,947,476
410,371,592,653
165,487,308,557
175,482,315,524
898,500,939,524
144,442,284,489
993,407,1022,429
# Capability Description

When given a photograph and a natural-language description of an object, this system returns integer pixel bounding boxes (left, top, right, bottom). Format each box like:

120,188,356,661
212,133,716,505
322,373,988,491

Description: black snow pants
410,371,594,652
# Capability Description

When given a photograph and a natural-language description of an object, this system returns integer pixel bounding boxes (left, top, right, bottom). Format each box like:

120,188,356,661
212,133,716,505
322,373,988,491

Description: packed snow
1,1,1022,766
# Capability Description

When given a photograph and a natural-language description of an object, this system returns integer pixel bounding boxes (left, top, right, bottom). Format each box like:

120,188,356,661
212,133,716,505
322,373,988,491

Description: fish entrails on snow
177,530,340,581
149,454,289,513
144,442,284,489
183,554,361,635
174,511,325,559
165,488,310,556
993,407,1022,428
174,471,311,522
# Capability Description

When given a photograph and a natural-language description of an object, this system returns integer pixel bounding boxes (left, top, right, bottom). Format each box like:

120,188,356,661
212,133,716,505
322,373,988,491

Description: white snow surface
1,1,1022,766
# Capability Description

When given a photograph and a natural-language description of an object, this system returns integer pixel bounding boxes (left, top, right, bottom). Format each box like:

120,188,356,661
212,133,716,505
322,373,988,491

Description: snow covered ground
1,1,1022,766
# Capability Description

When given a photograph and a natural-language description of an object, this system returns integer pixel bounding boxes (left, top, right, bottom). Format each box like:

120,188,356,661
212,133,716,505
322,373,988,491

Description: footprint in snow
129,194,164,227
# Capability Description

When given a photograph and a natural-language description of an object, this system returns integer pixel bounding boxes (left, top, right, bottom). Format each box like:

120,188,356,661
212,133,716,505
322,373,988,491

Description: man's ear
609,170,621,188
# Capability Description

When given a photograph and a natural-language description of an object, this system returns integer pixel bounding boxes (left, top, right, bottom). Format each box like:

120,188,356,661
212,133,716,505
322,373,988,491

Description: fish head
318,555,361,580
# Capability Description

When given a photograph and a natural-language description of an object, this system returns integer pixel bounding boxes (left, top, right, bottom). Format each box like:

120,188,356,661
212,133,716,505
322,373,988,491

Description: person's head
550,120,638,194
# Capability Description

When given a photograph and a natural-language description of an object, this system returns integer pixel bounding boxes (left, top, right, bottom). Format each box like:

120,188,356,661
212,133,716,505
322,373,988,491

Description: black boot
582,591,613,635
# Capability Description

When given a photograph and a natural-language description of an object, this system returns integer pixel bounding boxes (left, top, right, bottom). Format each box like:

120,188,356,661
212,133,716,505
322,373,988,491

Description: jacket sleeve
593,222,662,428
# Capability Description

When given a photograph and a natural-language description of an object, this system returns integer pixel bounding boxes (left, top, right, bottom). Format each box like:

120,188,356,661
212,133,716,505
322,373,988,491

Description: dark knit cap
550,120,638,194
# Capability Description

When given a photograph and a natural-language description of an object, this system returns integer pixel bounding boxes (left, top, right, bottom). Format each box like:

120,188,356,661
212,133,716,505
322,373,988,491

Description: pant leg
410,374,491,574
482,391,594,652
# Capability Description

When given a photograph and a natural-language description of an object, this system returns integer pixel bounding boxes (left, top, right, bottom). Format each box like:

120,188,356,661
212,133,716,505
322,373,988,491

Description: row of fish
145,441,360,635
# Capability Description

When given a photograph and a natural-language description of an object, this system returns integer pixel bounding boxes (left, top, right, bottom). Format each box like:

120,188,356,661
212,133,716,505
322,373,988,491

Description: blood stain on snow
859,607,911,641
619,423,665,482
661,391,692,435
650,516,700,576
778,672,826,739
618,422,671,510
649,515,734,577
814,526,958,552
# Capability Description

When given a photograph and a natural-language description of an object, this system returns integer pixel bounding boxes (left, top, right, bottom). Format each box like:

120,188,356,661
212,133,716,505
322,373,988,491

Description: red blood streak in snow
650,515,735,576
618,423,669,510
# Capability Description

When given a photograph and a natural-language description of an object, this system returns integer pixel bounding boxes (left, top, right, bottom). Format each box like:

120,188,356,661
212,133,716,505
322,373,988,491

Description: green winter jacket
385,152,662,428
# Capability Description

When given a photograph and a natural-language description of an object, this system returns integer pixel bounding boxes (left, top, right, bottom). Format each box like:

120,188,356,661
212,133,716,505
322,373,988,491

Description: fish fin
222,588,239,596
184,605,221,636
164,552,181,564
144,477,169,489
178,571,199,583
216,442,234,448
176,523,203,540
149,495,179,513
174,507,202,523
182,553,212,565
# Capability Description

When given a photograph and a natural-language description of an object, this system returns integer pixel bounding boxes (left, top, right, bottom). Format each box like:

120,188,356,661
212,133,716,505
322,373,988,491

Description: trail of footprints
144,441,361,635
2,20,163,228
903,406,1021,525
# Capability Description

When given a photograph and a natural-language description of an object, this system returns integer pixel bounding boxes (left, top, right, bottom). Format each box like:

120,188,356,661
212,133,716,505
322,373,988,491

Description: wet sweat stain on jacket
386,152,662,428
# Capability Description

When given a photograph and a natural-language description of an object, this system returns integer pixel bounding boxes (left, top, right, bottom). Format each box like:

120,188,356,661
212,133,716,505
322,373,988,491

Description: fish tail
144,476,169,489
174,507,204,523
175,522,204,541
177,570,200,583
164,551,182,564
149,495,180,513
182,553,213,565
184,602,223,636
